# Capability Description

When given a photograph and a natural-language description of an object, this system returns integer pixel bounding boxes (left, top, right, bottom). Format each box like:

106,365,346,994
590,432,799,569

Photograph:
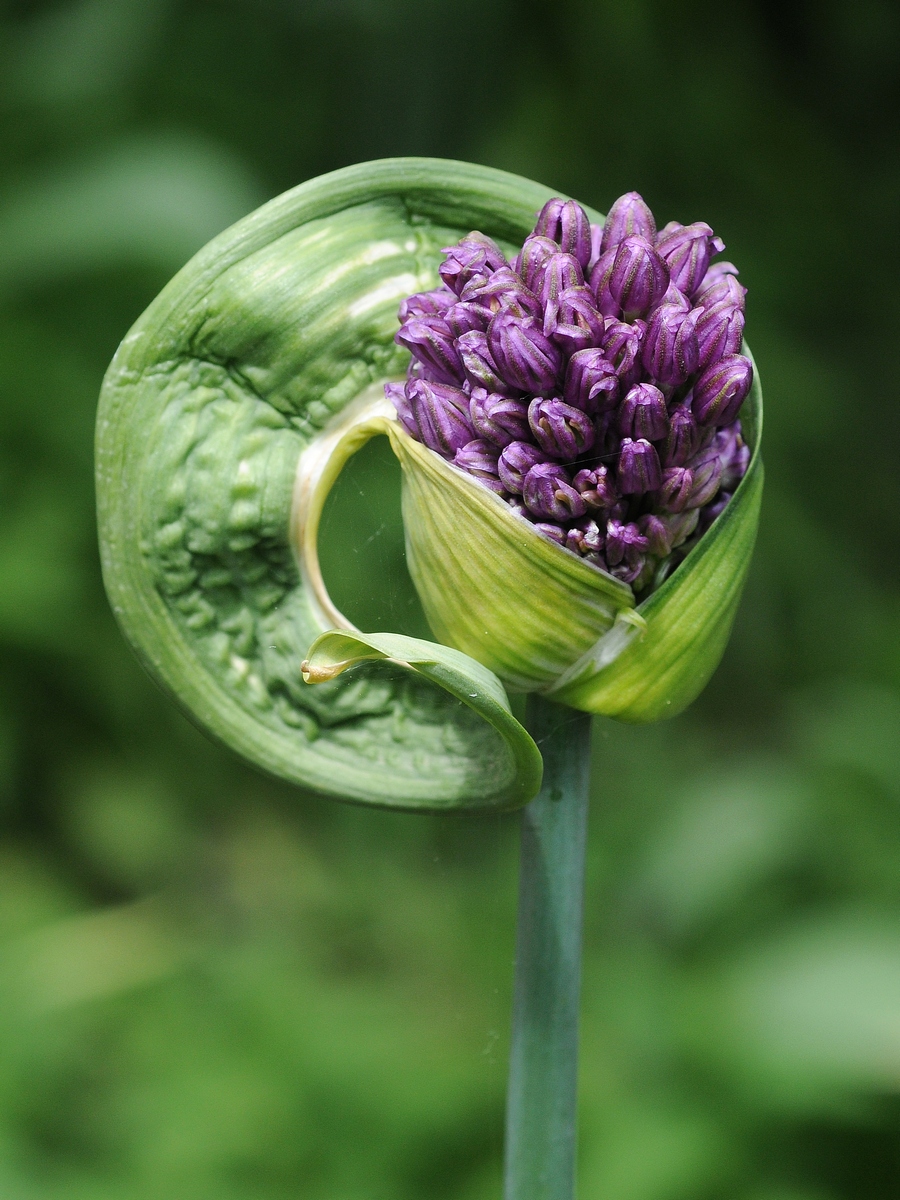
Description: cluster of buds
386,192,751,590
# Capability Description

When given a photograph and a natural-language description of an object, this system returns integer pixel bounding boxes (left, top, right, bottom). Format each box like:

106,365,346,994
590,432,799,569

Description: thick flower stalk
388,193,751,593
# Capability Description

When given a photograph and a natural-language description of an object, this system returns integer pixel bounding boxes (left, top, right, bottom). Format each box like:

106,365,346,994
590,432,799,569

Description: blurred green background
1,0,899,1196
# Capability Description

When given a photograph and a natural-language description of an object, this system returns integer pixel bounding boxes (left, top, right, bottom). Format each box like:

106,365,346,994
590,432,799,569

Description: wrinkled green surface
98,159,559,809
5,1,900,1197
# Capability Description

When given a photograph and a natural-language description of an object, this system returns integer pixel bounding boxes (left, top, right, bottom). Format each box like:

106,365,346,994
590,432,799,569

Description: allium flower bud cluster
387,193,752,591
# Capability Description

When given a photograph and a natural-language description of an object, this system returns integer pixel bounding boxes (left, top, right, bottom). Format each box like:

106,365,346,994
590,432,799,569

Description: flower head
387,189,754,601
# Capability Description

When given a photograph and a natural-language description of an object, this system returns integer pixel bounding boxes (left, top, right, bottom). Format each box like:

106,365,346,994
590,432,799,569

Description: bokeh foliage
1,0,899,1196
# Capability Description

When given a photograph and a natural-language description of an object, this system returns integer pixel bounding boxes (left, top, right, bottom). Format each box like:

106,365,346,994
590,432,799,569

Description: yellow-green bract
96,158,762,813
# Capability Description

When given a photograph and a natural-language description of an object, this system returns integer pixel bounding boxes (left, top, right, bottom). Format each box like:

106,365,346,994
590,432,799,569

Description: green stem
503,694,592,1200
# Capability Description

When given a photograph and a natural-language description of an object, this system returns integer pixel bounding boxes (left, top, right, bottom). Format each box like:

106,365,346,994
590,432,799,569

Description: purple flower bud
439,233,507,295
445,301,490,337
662,404,699,467
564,349,619,414
600,318,646,389
399,287,455,322
457,330,511,394
685,444,723,509
693,353,753,426
498,441,546,494
453,439,505,493
533,198,593,269
469,388,531,447
607,236,670,318
565,517,605,557
573,465,618,511
528,397,595,460
696,262,742,301
588,246,621,317
522,461,587,521
641,301,702,385
540,252,585,320
618,383,670,441
461,267,542,319
516,235,560,292
533,522,567,547
395,315,464,385
595,408,621,460
711,422,750,490
638,513,673,558
605,519,649,568
404,378,474,458
588,222,604,272
617,438,662,495
657,282,692,312
655,466,693,513
487,312,562,394
695,294,745,371
385,381,418,439
655,222,725,297
695,270,745,313
664,508,700,548
547,287,606,355
600,191,657,254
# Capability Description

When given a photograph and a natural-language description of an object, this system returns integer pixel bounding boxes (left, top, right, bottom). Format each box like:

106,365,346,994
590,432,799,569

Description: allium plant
96,159,762,1200
388,192,752,594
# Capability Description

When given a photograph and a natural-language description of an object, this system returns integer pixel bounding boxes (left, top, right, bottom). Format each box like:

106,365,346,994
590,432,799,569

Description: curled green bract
96,157,762,812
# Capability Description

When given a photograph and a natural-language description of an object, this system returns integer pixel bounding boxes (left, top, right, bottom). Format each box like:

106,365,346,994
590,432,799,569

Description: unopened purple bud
533,198,593,269
655,221,725,297
399,287,455,322
618,383,670,441
498,441,546,494
696,262,741,301
711,422,750,490
445,301,490,337
540,252,585,318
641,302,702,385
395,315,464,385
457,330,510,394
605,519,649,568
573,465,618,510
695,295,745,370
488,312,562,394
588,246,621,317
517,235,560,292
404,378,474,457
522,461,587,521
564,349,619,414
664,508,700,549
588,223,604,271
638,513,673,558
439,233,507,295
453,439,505,493
566,517,604,557
617,438,662,495
656,466,694,513
548,287,606,355
461,267,542,320
600,318,646,388
693,353,753,426
533,522,567,547
662,405,699,467
695,270,745,313
685,445,723,509
385,381,418,439
469,388,531,447
607,236,670,318
657,282,691,312
600,191,657,254
528,397,595,460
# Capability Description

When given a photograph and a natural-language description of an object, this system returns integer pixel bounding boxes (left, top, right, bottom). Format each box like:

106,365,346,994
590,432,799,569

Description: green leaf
96,157,567,810
303,630,542,811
